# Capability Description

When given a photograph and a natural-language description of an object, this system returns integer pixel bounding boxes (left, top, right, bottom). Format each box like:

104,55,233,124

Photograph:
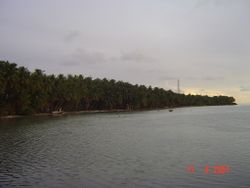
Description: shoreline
0,109,136,119
0,104,237,119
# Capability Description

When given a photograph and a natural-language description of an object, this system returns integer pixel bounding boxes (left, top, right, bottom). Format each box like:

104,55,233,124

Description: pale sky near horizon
1,0,250,103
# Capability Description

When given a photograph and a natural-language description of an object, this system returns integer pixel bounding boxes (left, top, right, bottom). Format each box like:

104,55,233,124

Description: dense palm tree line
0,60,235,116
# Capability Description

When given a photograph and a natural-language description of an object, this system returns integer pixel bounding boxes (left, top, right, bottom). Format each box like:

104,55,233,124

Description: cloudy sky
1,0,250,103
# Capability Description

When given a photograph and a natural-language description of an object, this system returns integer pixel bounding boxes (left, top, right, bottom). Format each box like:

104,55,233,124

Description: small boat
169,109,173,112
52,108,64,115
52,111,64,115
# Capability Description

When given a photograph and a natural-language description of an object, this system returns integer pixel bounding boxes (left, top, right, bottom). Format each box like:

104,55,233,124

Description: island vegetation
0,60,236,116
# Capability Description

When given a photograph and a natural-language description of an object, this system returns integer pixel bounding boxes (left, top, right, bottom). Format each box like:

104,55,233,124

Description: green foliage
0,61,236,116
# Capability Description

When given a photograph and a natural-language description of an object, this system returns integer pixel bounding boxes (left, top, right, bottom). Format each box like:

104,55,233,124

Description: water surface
1,105,250,187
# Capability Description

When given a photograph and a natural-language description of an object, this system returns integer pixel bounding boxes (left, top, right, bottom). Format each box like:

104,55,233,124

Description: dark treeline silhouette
0,61,236,116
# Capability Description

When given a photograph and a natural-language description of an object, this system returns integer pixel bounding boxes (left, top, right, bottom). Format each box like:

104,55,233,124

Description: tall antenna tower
177,79,180,94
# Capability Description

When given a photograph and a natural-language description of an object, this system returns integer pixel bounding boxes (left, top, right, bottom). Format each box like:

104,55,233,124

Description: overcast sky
1,0,250,103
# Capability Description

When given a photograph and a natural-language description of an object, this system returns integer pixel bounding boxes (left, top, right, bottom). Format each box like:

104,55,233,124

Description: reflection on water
1,105,250,188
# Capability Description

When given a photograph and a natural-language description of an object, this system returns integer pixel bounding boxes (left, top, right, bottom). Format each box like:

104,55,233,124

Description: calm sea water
1,105,250,188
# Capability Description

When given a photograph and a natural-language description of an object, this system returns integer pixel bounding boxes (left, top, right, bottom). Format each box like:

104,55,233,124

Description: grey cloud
64,30,81,43
158,76,178,81
120,51,155,63
63,49,156,67
64,48,109,66
0,0,7,8
0,1,9,24
156,75,224,82
194,0,210,8
161,76,224,81
240,86,250,92
202,76,224,81
61,61,80,67
194,0,235,8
